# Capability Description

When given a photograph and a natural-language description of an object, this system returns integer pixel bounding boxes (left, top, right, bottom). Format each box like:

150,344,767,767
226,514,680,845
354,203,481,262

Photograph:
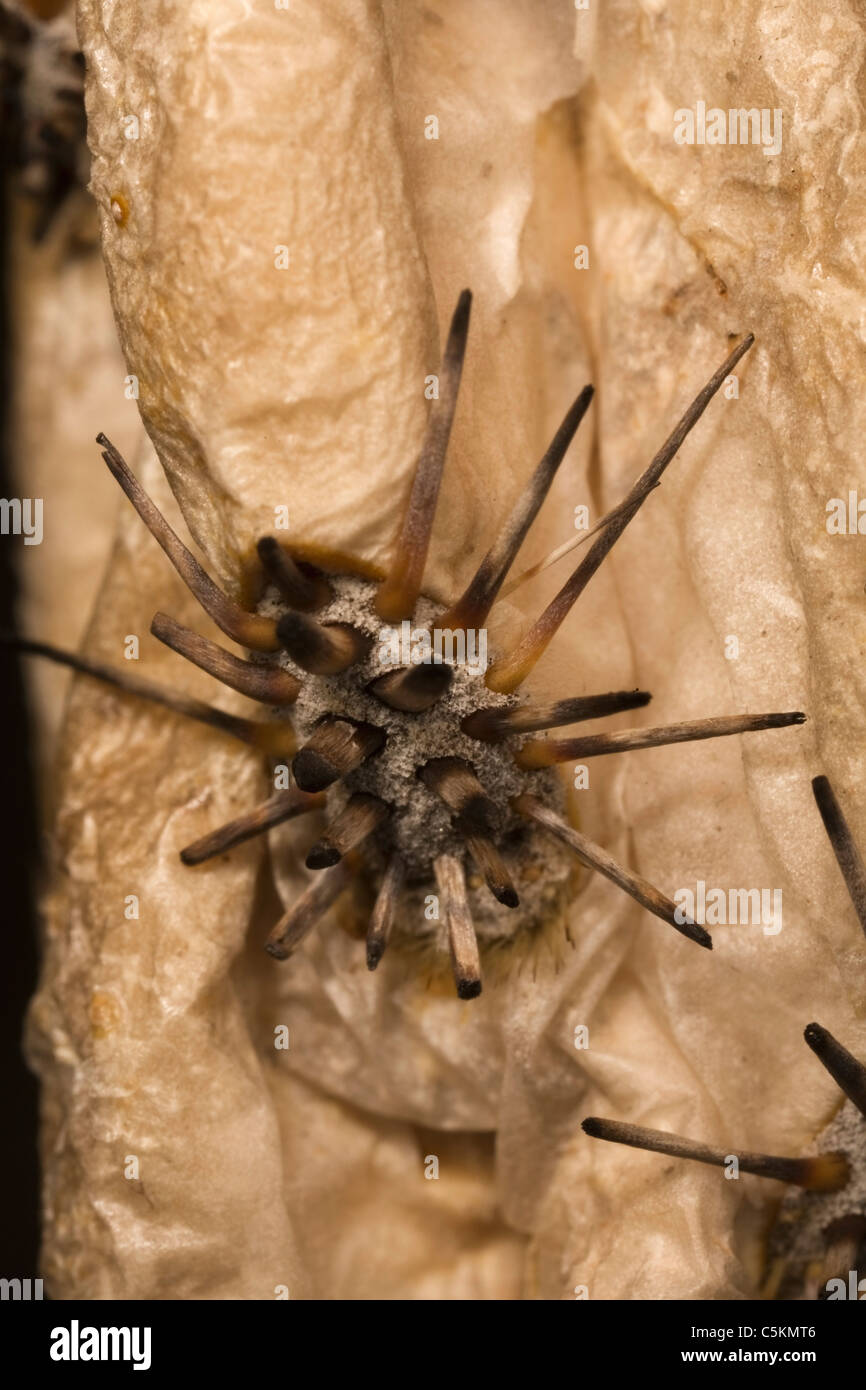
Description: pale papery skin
26,0,866,1298
10,215,138,800
27,447,308,1299
531,0,866,1299
78,0,436,589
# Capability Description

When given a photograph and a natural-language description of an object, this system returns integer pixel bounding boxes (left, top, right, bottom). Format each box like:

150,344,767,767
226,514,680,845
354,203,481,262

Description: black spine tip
680,920,713,950
292,750,337,794
306,846,341,870
276,612,302,644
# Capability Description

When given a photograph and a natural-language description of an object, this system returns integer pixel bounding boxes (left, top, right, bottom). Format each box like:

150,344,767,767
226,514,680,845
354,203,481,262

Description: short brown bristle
276,611,371,675
265,862,351,960
368,662,453,713
455,823,519,908
305,793,390,869
292,717,385,793
418,756,496,830
256,537,333,612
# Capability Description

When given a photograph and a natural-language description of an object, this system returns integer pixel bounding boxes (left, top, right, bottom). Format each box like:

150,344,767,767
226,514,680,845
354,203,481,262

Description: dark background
1,152,42,1278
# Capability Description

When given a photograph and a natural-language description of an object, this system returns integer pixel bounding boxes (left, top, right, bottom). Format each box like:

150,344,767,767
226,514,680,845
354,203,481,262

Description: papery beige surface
78,0,436,589
28,445,309,1299
26,0,866,1299
10,199,135,792
542,0,866,1299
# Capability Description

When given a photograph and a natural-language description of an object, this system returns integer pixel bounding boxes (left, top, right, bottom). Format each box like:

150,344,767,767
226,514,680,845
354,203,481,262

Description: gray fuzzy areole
261,574,577,942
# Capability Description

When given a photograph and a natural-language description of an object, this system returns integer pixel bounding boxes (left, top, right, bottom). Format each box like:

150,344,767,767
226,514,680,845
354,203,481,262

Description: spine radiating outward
366,854,406,970
376,291,472,622
513,794,711,948
456,825,519,908
180,788,323,866
804,1023,866,1119
2,636,295,755
434,852,482,999
812,775,866,941
485,335,755,693
98,434,280,652
461,689,651,742
582,1116,849,1193
438,385,594,630
515,711,805,768
265,863,351,960
152,613,300,704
